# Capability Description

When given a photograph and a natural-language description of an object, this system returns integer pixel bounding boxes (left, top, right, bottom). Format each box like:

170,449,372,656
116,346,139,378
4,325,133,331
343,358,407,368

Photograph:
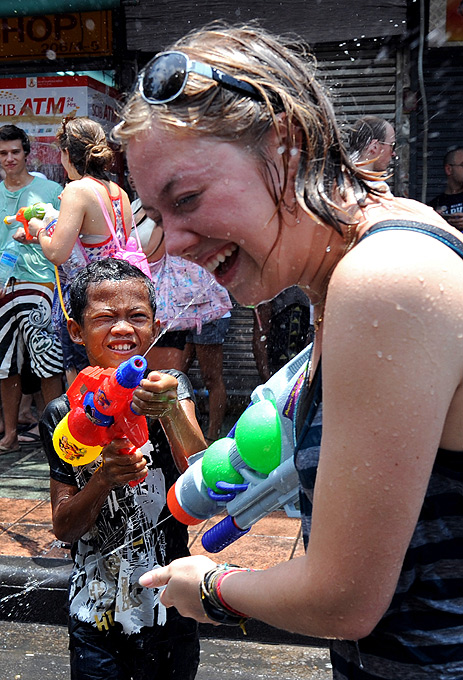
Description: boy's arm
159,398,206,472
40,398,149,543
132,370,206,473
50,441,149,544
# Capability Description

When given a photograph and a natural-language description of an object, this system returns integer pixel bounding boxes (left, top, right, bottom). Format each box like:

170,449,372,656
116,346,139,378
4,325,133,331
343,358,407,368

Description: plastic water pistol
53,355,149,487
167,343,315,553
3,202,52,240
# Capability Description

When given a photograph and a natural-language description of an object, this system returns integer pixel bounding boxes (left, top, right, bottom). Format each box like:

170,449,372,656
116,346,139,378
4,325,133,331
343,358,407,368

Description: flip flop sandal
17,430,41,447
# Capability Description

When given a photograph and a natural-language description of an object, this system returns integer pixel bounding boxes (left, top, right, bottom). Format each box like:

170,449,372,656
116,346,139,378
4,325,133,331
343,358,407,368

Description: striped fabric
0,281,63,379
295,221,463,679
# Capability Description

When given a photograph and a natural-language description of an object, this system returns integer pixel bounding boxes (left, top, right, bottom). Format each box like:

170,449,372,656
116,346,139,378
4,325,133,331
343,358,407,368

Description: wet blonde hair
57,116,114,180
115,22,371,233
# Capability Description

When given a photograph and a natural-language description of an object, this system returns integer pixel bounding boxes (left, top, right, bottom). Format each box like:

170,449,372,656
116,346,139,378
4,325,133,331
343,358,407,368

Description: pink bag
91,186,152,279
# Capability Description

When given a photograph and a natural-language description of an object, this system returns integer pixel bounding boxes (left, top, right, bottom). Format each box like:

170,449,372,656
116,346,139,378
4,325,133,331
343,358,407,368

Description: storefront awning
1,0,119,17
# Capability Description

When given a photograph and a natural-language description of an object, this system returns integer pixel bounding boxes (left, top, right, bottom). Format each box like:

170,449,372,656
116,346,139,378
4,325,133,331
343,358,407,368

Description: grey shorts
185,317,230,345
0,280,63,379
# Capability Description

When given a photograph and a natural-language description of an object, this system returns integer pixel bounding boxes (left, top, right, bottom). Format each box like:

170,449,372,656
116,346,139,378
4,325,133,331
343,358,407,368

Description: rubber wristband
36,227,46,239
215,569,250,617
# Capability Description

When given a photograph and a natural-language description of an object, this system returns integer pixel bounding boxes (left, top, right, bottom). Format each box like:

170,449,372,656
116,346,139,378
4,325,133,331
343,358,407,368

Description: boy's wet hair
69,258,156,325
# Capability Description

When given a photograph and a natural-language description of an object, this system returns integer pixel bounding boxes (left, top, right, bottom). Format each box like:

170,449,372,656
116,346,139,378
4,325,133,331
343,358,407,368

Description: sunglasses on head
138,50,263,105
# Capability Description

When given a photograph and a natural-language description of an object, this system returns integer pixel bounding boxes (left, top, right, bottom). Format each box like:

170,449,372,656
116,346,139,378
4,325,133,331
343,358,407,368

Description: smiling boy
39,258,205,680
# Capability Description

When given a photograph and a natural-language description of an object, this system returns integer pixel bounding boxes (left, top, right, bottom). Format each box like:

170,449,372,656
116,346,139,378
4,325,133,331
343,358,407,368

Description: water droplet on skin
277,145,286,155
386,355,392,361
260,335,267,342
376,350,383,358
290,147,298,156
239,239,245,245
326,245,331,252
372,319,379,327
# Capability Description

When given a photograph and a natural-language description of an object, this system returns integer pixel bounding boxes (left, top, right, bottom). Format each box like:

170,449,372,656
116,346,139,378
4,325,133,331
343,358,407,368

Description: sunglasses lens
141,52,188,103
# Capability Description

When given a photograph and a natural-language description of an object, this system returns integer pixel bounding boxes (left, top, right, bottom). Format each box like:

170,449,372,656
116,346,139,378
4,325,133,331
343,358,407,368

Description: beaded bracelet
200,563,254,631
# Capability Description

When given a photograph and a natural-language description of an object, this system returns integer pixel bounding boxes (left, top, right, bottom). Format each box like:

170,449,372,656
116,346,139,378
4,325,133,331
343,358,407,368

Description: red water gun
53,356,149,487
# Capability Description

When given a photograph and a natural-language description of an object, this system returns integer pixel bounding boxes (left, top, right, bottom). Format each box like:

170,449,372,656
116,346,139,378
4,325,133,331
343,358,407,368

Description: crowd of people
1,18,463,680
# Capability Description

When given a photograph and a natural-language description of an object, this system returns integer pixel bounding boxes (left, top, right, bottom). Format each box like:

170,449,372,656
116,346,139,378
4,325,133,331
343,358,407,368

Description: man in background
429,146,463,232
348,115,396,174
0,124,63,453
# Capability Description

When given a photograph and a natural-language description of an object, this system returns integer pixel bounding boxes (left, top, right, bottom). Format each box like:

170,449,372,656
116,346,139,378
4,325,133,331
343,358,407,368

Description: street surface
0,620,332,680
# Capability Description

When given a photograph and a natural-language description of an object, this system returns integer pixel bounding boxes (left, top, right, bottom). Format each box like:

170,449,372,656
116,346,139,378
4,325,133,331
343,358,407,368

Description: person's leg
146,329,188,371
183,318,230,442
127,613,200,680
0,374,21,451
58,320,89,388
146,346,184,371
180,341,196,374
0,284,24,451
195,342,227,441
18,393,36,425
23,282,64,404
41,373,64,405
69,618,127,680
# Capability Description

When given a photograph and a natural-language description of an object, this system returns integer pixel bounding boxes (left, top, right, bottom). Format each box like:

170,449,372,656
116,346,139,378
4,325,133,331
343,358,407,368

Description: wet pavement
0,620,331,680
0,440,331,678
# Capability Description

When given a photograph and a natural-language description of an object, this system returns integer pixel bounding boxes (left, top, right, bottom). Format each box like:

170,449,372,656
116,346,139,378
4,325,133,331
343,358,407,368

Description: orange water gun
3,203,48,240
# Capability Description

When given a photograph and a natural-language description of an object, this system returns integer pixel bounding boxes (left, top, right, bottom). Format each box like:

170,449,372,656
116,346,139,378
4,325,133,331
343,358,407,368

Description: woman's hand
99,438,148,488
139,555,218,622
131,371,179,419
24,216,44,239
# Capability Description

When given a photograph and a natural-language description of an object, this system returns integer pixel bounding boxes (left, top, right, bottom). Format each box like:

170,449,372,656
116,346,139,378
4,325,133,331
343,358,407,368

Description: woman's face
127,124,306,306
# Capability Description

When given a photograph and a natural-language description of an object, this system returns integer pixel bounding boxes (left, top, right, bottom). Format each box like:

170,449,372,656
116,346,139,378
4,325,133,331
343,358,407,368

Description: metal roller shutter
414,48,463,203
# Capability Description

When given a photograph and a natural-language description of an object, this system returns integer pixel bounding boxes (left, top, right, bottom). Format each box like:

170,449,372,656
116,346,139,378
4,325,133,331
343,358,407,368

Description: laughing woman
114,24,463,680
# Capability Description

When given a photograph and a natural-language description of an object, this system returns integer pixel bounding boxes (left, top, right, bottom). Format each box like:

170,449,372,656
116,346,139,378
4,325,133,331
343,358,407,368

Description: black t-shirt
39,369,196,635
429,191,463,215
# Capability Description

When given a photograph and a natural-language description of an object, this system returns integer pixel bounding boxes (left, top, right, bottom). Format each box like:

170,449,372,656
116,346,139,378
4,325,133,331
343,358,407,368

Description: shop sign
0,11,112,60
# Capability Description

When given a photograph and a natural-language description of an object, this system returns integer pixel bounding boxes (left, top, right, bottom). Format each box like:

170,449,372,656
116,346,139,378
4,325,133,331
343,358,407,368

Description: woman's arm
29,181,87,264
138,230,463,640
50,440,148,543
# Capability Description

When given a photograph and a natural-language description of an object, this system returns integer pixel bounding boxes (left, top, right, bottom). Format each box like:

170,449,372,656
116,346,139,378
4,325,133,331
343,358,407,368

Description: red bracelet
215,568,252,617
36,227,46,239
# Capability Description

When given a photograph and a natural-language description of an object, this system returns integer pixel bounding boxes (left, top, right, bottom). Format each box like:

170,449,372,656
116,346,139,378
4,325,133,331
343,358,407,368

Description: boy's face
0,139,28,179
68,279,158,369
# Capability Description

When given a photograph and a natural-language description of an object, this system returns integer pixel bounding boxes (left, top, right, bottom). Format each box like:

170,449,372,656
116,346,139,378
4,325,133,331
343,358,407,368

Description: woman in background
28,117,132,384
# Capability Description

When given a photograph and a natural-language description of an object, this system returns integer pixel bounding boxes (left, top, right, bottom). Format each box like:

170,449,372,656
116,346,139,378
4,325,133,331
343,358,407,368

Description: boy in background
39,258,205,680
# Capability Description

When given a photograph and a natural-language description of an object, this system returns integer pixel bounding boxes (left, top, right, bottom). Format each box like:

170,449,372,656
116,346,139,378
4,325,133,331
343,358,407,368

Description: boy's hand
131,371,179,419
12,226,28,243
99,439,148,488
